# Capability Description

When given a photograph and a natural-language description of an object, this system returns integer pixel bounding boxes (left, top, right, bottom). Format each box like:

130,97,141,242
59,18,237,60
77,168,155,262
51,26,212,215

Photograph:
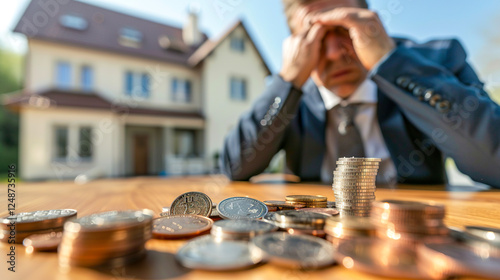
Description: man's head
283,0,369,98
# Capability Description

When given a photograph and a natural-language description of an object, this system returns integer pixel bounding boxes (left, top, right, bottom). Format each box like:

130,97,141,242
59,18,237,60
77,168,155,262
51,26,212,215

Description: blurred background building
3,0,271,180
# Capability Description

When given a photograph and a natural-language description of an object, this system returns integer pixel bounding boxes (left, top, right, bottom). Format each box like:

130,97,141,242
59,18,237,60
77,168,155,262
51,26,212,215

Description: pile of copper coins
2,162,500,278
58,210,153,268
0,209,77,244
332,157,381,217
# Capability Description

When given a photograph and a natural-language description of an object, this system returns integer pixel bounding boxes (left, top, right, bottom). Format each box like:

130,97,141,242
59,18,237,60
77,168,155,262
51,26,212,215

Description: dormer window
119,28,142,48
59,15,88,31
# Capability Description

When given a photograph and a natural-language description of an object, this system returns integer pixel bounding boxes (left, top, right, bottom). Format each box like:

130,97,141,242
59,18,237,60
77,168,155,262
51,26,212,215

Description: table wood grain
1,175,499,280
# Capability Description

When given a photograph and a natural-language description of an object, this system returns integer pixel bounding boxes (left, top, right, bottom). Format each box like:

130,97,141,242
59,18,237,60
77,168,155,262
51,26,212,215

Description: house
5,0,271,180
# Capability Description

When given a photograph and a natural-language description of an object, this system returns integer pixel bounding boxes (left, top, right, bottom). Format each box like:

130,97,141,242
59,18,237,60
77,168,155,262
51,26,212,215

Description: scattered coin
170,192,212,217
176,235,262,270
250,232,335,269
23,231,63,252
152,215,213,239
211,219,278,241
217,197,268,220
337,238,425,279
297,208,339,216
1,209,77,232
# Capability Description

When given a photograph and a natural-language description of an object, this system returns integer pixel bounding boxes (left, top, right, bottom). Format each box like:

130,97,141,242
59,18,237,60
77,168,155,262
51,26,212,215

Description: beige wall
19,106,123,180
202,25,269,163
26,39,202,112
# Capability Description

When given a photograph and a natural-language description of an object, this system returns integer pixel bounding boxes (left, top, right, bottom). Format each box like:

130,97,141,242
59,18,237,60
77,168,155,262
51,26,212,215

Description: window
230,36,245,52
119,28,142,48
171,78,192,103
230,77,247,101
81,66,93,91
174,129,197,157
54,126,68,159
79,127,93,159
59,15,88,31
124,71,149,98
56,62,72,88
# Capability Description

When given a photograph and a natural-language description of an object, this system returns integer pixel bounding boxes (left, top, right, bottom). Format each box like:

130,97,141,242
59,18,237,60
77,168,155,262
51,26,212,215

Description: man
220,0,500,188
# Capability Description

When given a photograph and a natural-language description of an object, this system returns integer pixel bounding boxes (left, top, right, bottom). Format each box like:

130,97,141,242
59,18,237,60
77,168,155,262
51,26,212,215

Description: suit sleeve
370,39,500,188
220,75,303,181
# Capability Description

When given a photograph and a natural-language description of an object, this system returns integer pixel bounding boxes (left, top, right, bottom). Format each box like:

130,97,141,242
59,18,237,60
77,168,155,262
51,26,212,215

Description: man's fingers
305,23,327,44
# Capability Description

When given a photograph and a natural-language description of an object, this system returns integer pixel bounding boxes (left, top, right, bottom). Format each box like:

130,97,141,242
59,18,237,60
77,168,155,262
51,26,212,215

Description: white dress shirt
318,80,397,184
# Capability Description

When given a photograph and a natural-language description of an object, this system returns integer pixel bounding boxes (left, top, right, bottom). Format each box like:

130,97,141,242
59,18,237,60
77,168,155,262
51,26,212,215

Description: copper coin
297,208,339,216
286,228,327,238
170,192,212,217
23,231,63,252
152,215,213,239
264,200,305,209
285,195,327,202
337,238,425,279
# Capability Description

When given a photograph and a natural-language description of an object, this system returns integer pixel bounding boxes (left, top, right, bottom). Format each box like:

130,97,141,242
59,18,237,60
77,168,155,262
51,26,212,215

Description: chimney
183,3,202,46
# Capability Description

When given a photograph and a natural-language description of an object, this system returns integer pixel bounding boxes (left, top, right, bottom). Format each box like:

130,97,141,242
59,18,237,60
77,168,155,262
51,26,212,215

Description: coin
250,232,335,269
23,231,63,252
1,227,63,244
274,210,328,225
338,157,382,162
264,200,305,209
152,215,213,239
170,192,212,217
285,195,327,202
217,197,268,220
465,226,500,244
176,235,261,270
297,208,339,216
417,242,500,279
1,209,77,231
286,228,327,238
336,238,425,278
211,219,278,240
64,210,153,233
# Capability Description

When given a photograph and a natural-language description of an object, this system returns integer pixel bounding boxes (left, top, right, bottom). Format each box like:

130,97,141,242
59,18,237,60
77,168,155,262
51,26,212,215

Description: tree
0,48,24,175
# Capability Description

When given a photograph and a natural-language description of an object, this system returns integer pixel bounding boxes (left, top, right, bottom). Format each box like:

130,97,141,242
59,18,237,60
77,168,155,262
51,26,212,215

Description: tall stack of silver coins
332,157,381,217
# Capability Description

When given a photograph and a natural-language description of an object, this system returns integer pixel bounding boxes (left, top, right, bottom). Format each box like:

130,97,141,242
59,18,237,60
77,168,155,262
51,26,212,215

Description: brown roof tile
13,0,208,66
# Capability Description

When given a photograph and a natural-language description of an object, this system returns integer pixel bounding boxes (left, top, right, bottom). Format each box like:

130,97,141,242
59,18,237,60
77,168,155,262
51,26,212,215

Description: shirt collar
318,79,378,110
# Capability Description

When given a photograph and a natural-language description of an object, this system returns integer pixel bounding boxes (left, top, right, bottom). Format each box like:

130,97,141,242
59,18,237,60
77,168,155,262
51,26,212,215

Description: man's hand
279,23,327,89
313,8,395,70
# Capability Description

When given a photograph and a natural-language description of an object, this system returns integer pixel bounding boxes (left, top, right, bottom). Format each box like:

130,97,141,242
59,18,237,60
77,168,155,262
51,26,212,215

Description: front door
134,134,149,175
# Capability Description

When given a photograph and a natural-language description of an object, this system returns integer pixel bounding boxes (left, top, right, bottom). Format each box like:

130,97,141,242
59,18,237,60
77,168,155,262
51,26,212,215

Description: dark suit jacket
221,38,500,188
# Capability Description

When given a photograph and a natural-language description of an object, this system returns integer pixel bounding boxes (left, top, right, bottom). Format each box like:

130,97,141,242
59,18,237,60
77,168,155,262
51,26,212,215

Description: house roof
14,0,273,73
13,0,208,66
3,89,204,119
188,20,272,75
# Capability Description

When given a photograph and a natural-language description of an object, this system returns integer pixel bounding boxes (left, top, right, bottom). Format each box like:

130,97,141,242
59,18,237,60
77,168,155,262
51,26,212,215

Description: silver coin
176,235,261,270
211,219,278,240
465,226,500,245
217,197,268,220
64,210,153,233
1,209,77,231
170,192,212,217
250,232,335,269
274,210,328,225
338,157,382,162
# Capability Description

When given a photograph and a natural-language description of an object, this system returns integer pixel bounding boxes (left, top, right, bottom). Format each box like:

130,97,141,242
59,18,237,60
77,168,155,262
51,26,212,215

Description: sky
2,0,500,84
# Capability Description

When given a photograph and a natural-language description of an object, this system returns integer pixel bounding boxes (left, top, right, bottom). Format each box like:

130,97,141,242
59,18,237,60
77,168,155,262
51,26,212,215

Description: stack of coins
211,219,278,241
263,200,305,212
58,210,153,268
0,209,77,243
371,200,450,249
285,195,328,208
332,157,381,217
324,216,376,248
263,210,328,238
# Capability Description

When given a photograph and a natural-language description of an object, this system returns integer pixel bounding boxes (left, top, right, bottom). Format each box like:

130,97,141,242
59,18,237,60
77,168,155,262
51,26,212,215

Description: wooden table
1,175,499,280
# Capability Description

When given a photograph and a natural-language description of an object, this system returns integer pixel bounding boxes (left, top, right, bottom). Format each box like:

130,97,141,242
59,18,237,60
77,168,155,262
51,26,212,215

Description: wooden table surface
1,175,499,280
